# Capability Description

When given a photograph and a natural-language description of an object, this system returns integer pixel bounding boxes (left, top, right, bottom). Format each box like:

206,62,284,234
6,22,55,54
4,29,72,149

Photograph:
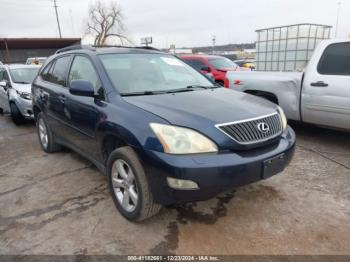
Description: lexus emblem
257,122,270,133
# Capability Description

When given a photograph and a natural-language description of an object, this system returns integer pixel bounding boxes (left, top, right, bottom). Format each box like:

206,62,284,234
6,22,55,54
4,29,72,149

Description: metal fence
255,23,332,72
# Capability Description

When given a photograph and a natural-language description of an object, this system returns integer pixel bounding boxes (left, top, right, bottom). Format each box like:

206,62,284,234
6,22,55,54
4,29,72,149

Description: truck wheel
107,146,161,221
36,112,61,153
10,102,25,125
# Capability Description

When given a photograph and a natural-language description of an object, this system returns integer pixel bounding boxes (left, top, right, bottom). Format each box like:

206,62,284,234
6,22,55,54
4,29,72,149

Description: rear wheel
37,112,61,153
10,102,25,125
107,146,161,221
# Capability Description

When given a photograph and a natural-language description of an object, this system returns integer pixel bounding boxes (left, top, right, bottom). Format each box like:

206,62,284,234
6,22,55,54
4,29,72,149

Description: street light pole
335,1,341,38
54,0,62,38
212,35,216,55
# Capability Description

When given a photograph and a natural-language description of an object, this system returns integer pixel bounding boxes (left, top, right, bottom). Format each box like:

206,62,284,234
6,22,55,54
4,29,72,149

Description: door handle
58,95,66,103
311,81,328,87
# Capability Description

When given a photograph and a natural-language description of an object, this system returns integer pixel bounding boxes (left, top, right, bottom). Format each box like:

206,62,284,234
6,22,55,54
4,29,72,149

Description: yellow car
234,60,255,70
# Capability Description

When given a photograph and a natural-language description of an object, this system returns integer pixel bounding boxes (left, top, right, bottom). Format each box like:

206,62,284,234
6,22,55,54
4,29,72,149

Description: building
0,38,81,64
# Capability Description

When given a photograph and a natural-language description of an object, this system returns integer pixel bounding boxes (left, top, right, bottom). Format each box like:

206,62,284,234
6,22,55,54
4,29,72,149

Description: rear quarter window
317,42,350,76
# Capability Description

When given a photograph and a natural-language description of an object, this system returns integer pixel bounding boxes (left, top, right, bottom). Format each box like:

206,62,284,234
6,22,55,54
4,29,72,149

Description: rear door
39,56,72,137
302,42,350,130
64,55,107,157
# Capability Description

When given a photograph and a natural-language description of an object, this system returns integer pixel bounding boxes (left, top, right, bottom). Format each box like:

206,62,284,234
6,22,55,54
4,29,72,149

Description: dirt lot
0,114,349,255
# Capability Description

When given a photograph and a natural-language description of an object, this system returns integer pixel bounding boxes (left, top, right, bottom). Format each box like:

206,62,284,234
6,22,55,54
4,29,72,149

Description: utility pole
212,35,216,55
335,1,341,38
53,0,62,38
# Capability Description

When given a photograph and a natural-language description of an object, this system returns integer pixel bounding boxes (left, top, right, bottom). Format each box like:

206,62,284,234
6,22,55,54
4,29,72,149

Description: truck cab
228,39,350,131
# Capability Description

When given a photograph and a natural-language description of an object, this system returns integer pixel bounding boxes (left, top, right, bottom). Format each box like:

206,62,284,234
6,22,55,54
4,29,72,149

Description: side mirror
69,80,95,97
0,80,9,90
201,66,211,73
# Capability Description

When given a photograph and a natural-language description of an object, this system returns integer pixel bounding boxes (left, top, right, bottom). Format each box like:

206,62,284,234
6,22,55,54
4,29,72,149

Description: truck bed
226,71,304,121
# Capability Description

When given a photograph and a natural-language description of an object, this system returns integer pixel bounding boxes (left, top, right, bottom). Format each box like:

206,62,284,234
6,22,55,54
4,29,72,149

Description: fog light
167,177,199,190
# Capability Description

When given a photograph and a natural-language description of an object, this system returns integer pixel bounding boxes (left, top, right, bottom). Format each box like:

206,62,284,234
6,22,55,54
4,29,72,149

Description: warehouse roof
0,38,81,49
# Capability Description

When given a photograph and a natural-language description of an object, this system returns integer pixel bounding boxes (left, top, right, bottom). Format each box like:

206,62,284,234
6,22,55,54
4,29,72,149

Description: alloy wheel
38,118,48,149
111,159,139,212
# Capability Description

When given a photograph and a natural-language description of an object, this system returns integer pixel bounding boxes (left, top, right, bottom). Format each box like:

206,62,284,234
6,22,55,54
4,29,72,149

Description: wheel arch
244,90,279,105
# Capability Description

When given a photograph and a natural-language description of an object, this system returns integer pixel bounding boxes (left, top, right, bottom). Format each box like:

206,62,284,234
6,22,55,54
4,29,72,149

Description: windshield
209,57,238,69
99,54,215,95
10,68,39,84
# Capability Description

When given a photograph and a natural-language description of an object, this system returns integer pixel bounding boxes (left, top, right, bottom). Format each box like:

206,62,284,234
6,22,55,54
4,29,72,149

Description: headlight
150,123,218,154
277,106,287,131
16,90,32,100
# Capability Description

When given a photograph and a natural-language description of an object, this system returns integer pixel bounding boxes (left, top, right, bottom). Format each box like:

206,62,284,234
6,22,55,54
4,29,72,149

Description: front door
302,41,350,130
0,69,11,112
64,55,107,158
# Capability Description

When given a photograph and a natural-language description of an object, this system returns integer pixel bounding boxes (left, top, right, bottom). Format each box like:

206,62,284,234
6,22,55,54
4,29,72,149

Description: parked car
26,57,47,66
181,55,241,87
0,64,40,124
234,60,255,70
32,46,295,221
227,39,350,131
221,54,238,61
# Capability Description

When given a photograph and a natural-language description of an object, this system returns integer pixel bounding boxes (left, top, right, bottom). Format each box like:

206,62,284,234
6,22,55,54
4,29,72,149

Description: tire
10,102,25,125
107,146,161,221
0,107,3,114
36,112,61,153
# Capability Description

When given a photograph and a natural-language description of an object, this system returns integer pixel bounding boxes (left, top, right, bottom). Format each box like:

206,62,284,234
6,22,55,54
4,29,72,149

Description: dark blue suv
32,46,295,221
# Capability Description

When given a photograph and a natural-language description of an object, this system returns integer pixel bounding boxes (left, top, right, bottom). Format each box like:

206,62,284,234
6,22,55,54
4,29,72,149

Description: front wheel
107,146,161,221
10,102,25,125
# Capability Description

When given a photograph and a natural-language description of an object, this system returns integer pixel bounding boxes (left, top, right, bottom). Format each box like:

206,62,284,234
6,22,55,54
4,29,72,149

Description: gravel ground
0,115,349,255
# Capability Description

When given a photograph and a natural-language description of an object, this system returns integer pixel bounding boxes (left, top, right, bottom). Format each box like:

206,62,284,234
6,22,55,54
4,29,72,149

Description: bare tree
86,0,130,46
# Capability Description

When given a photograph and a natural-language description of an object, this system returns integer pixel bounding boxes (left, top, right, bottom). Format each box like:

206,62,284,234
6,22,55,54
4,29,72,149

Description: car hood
123,88,278,129
12,83,31,93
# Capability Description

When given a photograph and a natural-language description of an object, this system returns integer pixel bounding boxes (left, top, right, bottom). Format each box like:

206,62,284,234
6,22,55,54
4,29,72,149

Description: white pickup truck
227,39,350,131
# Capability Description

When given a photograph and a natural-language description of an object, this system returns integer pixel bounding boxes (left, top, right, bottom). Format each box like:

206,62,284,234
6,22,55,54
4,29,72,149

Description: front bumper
138,126,296,205
14,97,34,119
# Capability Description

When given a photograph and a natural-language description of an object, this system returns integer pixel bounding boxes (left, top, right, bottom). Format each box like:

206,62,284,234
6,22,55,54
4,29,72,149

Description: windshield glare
99,54,214,94
209,57,238,69
10,68,39,84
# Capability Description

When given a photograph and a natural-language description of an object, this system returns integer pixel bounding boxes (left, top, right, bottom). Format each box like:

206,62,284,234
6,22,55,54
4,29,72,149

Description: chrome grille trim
215,112,283,145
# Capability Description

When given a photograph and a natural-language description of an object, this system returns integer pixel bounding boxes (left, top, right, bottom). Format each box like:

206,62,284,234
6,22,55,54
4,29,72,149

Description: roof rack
55,44,161,54
55,45,95,54
92,45,161,51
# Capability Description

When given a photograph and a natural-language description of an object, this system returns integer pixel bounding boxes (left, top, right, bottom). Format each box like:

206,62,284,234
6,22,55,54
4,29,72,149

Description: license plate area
262,153,285,179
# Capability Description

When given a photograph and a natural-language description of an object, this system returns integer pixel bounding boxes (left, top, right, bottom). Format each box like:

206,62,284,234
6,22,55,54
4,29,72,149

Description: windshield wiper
186,85,218,89
14,81,30,84
120,90,168,97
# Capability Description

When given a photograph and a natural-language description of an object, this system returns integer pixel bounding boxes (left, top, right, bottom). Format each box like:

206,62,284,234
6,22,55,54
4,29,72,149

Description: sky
0,0,349,48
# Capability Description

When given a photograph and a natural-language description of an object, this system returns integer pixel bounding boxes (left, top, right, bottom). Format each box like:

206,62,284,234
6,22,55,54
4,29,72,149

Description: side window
185,59,206,71
68,56,104,99
41,62,54,82
3,70,10,81
0,69,4,81
50,56,71,86
318,42,350,76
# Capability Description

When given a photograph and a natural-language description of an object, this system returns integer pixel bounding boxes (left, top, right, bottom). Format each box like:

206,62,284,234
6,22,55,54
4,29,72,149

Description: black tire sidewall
10,102,24,125
107,147,147,221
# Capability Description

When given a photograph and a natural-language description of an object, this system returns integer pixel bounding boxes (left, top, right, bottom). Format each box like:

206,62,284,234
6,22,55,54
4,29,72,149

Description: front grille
216,113,282,144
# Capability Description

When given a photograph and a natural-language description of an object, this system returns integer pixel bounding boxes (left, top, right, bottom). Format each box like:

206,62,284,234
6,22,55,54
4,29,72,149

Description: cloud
1,0,349,48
